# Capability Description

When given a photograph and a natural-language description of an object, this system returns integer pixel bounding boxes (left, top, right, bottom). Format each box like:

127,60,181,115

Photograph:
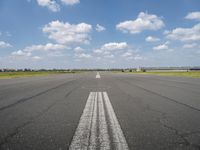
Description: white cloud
74,46,92,59
101,42,128,51
121,51,143,60
11,50,31,57
95,24,106,32
183,43,197,49
23,43,66,52
32,56,42,60
145,36,160,42
166,23,200,41
93,42,128,60
61,0,80,5
93,49,102,54
93,42,143,61
0,41,12,48
37,0,60,12
75,53,91,58
153,44,168,51
11,43,66,59
116,12,164,34
43,20,92,45
153,42,171,51
121,51,132,57
185,11,200,21
74,47,84,53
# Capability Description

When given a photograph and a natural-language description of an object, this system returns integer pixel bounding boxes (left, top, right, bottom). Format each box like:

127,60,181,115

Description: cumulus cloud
73,46,92,59
93,49,102,54
153,42,172,51
121,51,143,60
153,44,168,51
145,36,160,42
93,42,128,59
37,0,60,12
93,42,133,60
121,51,132,57
101,42,128,51
11,50,31,57
0,41,12,48
11,43,66,59
43,20,92,45
116,12,164,34
74,47,84,53
166,23,200,41
95,24,106,32
22,43,66,52
185,11,200,21
61,0,80,5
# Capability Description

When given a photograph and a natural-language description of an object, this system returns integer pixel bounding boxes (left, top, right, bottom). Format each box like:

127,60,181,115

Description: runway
0,72,200,150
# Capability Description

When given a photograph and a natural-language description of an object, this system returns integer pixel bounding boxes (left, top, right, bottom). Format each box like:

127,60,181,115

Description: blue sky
0,0,200,69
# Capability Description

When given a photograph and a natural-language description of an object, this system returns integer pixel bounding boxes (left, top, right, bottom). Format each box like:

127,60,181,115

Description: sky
0,0,200,69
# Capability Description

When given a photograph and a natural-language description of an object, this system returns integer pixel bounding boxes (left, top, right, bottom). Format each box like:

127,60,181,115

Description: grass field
128,71,200,78
0,71,75,79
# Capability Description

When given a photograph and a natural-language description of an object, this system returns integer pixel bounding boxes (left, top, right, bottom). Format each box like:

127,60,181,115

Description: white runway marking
69,92,129,150
96,72,101,78
103,92,129,150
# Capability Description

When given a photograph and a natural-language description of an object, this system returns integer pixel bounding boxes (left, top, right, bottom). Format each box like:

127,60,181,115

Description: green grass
128,71,200,78
0,71,75,79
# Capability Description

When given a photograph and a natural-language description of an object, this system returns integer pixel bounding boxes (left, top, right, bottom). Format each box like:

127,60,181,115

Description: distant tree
141,69,146,72
24,68,31,72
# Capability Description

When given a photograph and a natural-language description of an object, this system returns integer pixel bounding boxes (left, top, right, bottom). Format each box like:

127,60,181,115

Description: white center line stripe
89,92,98,149
69,92,96,150
69,92,129,150
98,92,110,150
103,92,129,150
96,72,101,78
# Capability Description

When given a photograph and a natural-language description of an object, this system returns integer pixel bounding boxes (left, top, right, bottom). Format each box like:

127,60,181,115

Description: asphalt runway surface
0,72,200,150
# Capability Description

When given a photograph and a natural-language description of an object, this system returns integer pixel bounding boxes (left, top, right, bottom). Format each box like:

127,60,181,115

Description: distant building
136,67,141,72
3,68,16,72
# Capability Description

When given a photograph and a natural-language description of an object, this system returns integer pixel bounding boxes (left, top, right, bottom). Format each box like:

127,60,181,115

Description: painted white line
96,72,101,78
98,92,110,150
89,92,98,149
69,92,129,150
69,92,96,150
103,92,129,150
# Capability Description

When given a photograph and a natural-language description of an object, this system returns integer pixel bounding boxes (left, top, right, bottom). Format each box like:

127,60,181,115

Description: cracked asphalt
0,72,200,150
